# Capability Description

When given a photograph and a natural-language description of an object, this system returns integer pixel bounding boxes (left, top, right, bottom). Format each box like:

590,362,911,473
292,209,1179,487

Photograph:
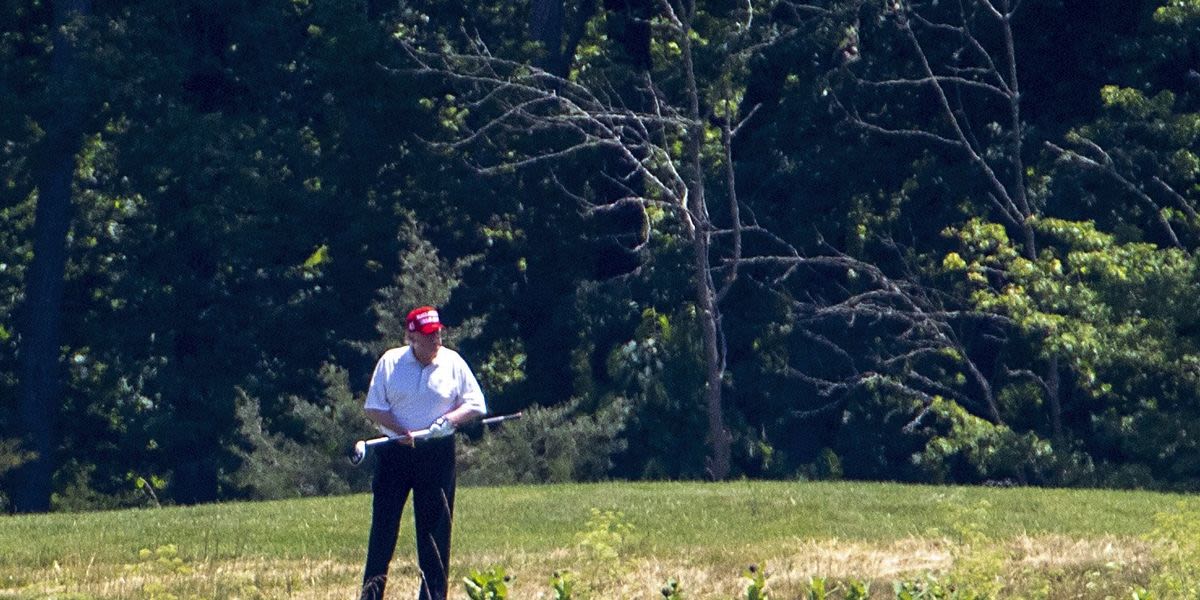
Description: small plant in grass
124,544,192,576
464,567,510,600
576,507,635,587
808,576,870,600
660,576,684,599
941,499,1005,598
844,579,870,599
894,575,951,599
807,576,828,600
551,570,574,600
741,563,769,600
577,508,635,563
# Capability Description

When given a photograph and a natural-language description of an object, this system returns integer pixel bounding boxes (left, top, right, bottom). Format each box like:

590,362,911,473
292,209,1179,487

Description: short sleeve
364,354,392,411
457,358,487,415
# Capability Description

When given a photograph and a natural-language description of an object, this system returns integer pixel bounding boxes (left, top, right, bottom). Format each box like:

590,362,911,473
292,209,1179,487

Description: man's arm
441,403,486,428
365,408,410,439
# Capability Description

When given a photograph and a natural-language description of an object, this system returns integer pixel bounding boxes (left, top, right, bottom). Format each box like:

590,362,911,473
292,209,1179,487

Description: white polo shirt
364,346,487,436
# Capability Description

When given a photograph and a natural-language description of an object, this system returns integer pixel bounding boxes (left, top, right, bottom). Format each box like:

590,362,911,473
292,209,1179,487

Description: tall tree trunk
1047,356,1063,440
679,2,730,480
530,0,565,74
15,0,92,513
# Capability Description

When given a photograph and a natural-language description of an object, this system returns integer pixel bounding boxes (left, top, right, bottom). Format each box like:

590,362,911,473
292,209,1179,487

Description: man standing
360,305,487,600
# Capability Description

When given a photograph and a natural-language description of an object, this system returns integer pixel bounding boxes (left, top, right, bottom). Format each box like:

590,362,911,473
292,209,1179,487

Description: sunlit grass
0,481,1182,598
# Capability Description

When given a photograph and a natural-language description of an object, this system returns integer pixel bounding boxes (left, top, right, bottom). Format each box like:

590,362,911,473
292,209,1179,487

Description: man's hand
426,416,455,439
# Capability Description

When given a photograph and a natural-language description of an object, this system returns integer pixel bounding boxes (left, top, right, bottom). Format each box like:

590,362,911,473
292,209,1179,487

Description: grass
0,480,1187,598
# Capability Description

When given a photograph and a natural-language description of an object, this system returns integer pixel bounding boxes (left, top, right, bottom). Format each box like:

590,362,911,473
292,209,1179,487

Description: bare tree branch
1047,140,1184,248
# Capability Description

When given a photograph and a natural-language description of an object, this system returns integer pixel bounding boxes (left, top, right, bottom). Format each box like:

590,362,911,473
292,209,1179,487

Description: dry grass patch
0,534,1156,599
0,557,361,600
453,534,1152,599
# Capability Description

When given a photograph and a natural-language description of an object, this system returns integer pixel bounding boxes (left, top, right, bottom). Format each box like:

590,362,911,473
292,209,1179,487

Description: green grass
0,480,1187,598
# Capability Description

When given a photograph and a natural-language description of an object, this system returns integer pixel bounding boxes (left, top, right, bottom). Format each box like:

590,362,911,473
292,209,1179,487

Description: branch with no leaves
826,0,1030,229
1047,139,1184,248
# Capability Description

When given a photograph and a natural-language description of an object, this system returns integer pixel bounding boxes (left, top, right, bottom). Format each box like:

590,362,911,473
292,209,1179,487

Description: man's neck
413,347,438,366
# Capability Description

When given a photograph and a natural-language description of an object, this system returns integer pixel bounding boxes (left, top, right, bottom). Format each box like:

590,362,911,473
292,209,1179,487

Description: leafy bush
911,397,1054,485
228,364,375,499
0,437,34,511
604,308,709,480
457,399,627,485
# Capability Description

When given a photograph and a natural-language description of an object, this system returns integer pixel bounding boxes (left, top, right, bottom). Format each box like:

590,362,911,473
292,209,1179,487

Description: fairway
0,480,1186,598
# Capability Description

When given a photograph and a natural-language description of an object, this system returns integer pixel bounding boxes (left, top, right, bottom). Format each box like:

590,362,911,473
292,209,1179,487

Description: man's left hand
426,416,455,439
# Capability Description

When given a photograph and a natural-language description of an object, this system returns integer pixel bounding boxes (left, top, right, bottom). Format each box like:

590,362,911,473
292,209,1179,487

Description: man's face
409,329,442,359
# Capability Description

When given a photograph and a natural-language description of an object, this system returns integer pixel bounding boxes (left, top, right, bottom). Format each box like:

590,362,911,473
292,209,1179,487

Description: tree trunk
530,0,565,74
1047,356,1063,440
15,0,92,513
679,4,731,480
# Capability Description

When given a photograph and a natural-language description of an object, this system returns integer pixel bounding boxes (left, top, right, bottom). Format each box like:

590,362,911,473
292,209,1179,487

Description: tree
15,0,93,513
395,0,790,478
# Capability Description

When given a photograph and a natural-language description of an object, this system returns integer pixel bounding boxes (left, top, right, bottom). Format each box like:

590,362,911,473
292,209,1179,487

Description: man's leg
362,445,412,600
412,438,457,600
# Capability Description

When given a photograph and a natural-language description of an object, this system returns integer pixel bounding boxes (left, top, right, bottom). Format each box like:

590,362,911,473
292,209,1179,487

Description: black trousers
361,437,456,600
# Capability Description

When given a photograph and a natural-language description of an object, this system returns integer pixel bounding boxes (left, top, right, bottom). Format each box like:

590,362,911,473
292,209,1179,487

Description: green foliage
912,397,1053,484
940,500,1007,599
660,576,684,599
463,567,510,600
844,580,870,599
807,577,828,600
805,576,871,599
1145,500,1200,596
9,0,1200,508
457,399,627,485
361,211,476,356
944,216,1200,486
741,564,769,600
1154,0,1200,25
605,307,709,479
0,437,32,510
125,544,192,577
229,364,374,499
576,508,635,566
893,575,958,599
0,437,34,479
551,570,575,600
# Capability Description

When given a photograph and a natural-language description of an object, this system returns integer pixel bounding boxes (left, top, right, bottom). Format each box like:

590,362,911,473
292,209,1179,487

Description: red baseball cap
406,306,444,335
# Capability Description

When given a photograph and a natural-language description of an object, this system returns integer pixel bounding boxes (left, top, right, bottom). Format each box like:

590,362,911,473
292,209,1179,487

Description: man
360,305,487,600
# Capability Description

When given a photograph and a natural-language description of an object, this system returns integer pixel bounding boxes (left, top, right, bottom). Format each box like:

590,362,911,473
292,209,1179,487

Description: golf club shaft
351,412,523,464
365,412,522,446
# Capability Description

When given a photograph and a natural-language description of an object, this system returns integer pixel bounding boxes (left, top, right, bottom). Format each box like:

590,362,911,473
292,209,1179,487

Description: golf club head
350,440,367,465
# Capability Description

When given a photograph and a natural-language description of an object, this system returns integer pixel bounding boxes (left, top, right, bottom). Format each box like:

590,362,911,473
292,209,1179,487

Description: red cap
406,306,444,335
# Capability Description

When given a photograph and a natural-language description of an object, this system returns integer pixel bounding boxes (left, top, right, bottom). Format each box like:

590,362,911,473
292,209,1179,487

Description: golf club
349,412,523,465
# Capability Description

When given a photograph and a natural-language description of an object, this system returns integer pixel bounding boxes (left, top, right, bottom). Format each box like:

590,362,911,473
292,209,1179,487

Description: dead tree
400,0,1027,471
397,0,778,478
809,0,1069,436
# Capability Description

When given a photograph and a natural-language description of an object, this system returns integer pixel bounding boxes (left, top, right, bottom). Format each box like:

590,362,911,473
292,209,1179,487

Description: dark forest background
4,0,1200,512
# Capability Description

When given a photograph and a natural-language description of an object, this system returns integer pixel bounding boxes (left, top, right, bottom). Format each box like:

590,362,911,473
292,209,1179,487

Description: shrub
457,399,627,485
228,364,375,499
